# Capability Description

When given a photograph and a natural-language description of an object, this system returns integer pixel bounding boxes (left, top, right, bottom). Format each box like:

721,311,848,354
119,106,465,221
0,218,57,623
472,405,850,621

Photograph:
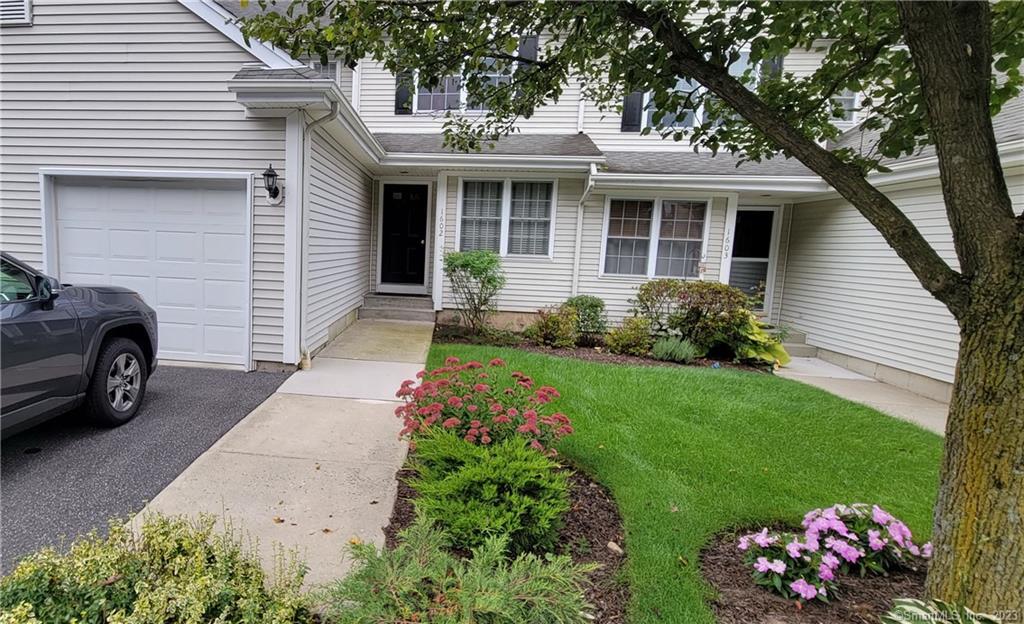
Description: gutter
380,151,603,171
570,163,598,296
591,171,828,194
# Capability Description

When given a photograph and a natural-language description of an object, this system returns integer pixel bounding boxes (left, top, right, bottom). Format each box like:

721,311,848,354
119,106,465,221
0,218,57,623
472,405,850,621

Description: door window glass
0,260,35,302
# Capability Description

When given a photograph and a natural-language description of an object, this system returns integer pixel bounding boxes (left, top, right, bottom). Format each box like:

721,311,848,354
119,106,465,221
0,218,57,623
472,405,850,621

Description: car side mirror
35,275,58,307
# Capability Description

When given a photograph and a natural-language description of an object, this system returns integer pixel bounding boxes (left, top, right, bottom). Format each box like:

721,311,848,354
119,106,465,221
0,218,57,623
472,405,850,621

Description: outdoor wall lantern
262,163,283,205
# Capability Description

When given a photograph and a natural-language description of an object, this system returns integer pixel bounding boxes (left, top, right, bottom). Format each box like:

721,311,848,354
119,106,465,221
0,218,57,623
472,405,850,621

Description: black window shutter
517,35,539,63
620,91,644,132
395,71,414,115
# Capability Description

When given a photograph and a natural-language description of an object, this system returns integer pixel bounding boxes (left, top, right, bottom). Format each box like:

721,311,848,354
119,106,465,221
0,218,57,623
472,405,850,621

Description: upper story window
0,0,32,26
396,36,538,116
641,51,752,132
459,178,555,257
831,88,859,124
602,198,708,278
304,58,340,84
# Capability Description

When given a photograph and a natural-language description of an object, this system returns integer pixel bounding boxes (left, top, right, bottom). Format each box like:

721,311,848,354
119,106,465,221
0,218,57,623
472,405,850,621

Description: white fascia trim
592,172,827,194
382,152,603,171
177,0,302,70
228,79,387,165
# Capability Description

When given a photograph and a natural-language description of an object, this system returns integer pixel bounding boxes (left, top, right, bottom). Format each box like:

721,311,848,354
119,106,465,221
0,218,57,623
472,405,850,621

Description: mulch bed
384,465,630,624
432,324,767,374
701,530,927,624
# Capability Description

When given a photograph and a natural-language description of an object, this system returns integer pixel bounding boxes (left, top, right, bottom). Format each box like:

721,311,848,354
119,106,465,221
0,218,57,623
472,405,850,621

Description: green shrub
605,316,654,356
565,295,608,339
408,430,570,554
664,281,752,351
651,336,700,363
524,305,579,348
317,518,596,624
443,250,506,334
732,309,791,366
881,599,1002,624
0,515,310,624
631,279,684,335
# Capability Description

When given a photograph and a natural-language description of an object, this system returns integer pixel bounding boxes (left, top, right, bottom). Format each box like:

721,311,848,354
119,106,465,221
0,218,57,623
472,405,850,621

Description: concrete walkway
778,357,949,435
141,319,433,586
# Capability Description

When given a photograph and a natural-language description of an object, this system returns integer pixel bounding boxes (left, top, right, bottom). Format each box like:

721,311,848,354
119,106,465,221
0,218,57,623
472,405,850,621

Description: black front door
380,184,428,285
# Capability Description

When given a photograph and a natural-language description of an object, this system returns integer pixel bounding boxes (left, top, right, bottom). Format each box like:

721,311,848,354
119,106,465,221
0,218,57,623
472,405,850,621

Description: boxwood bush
407,430,570,554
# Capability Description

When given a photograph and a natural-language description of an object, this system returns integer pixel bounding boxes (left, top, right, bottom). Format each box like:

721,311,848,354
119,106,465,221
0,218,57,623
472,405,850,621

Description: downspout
296,101,340,369
570,162,598,296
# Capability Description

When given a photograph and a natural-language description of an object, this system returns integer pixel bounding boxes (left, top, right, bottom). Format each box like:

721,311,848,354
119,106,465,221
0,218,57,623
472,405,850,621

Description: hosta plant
738,503,932,604
395,355,572,454
881,599,1002,624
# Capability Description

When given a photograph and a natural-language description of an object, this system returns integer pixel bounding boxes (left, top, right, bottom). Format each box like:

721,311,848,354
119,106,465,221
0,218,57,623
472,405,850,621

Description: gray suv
1,252,158,436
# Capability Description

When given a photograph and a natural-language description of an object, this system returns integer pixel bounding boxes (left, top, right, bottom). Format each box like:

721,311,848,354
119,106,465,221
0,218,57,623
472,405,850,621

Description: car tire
85,337,149,427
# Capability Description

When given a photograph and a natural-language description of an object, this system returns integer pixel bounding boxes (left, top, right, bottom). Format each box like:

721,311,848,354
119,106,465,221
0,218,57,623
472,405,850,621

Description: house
1,0,1020,404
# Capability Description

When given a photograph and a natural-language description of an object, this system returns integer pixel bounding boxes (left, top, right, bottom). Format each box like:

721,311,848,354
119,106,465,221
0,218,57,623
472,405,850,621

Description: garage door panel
54,178,249,367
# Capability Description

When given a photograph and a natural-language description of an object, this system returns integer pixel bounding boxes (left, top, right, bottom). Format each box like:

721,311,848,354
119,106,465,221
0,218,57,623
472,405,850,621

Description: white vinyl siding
304,125,373,352
0,0,288,363
777,174,1024,383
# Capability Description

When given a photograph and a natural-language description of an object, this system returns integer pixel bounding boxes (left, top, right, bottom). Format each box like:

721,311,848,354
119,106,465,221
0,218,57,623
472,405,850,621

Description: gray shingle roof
831,99,1023,163
601,151,815,176
232,65,321,80
374,133,604,157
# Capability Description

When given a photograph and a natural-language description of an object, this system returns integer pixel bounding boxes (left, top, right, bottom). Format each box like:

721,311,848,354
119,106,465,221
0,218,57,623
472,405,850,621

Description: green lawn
426,344,944,624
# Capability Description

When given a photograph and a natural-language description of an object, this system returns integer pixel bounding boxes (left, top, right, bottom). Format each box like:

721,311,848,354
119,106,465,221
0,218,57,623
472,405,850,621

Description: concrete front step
363,293,434,310
783,342,818,357
358,306,436,322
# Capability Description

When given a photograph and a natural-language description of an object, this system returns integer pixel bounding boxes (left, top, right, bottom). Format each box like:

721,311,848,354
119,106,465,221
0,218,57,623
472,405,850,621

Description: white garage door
54,177,250,367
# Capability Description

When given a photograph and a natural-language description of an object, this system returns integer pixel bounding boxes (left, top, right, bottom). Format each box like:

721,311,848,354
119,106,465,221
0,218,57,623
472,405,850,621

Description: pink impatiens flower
737,536,751,551
818,562,835,581
922,542,933,558
867,529,888,552
786,540,803,559
754,557,787,574
872,505,894,526
753,528,777,548
789,579,820,601
887,520,913,549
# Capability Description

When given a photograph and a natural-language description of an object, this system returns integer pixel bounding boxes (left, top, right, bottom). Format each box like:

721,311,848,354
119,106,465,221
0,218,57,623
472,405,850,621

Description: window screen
604,199,653,275
460,181,503,251
508,182,553,255
656,200,706,278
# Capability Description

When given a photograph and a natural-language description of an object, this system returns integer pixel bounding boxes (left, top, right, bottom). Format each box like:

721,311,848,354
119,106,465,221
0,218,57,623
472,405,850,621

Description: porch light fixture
262,164,283,204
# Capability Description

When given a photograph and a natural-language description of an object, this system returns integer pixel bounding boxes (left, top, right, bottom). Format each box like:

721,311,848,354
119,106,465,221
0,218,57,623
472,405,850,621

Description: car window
0,260,36,303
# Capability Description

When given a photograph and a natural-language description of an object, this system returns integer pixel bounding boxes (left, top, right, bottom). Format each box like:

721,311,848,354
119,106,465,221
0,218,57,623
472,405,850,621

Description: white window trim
642,49,753,132
411,40,533,114
598,195,712,280
454,176,558,259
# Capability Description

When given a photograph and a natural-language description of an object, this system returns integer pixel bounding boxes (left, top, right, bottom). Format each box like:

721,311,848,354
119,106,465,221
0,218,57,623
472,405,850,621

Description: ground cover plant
427,344,943,624
0,515,310,624
318,518,596,624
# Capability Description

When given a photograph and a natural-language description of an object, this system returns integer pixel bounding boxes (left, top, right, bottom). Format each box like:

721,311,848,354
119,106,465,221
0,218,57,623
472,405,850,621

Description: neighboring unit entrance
726,206,780,312
49,175,251,367
378,183,428,293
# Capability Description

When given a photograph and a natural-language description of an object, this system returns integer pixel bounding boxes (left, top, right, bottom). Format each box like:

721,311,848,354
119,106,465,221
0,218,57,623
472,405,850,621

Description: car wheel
85,337,148,427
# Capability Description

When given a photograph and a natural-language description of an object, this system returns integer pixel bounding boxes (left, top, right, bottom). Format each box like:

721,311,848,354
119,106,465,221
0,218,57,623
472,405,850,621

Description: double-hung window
644,51,752,131
417,76,463,112
831,88,859,124
459,179,555,256
603,198,708,279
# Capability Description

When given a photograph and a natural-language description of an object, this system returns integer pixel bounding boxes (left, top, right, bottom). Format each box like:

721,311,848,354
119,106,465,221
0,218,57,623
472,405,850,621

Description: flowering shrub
395,356,572,453
738,504,932,604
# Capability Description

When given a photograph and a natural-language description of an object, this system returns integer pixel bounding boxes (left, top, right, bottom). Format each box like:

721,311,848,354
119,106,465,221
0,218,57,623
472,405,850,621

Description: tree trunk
926,274,1024,615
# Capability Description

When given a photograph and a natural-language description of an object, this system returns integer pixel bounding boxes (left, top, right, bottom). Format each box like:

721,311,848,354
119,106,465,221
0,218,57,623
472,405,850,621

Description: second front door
380,184,428,290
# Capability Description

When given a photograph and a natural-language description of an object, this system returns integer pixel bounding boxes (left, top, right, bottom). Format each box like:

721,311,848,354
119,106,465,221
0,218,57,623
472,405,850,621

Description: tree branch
617,1,971,317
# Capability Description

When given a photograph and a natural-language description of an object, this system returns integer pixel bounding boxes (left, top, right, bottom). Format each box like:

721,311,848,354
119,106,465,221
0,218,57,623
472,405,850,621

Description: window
656,201,705,278
603,198,708,278
0,259,35,302
508,182,553,255
644,51,751,130
831,89,858,122
458,179,555,256
304,58,339,83
417,76,462,112
460,181,504,252
466,57,512,112
604,200,653,275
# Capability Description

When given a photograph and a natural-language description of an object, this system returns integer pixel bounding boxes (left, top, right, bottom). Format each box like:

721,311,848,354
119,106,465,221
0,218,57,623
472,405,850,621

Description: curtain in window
656,200,706,278
604,200,653,275
460,181,503,251
508,182,553,255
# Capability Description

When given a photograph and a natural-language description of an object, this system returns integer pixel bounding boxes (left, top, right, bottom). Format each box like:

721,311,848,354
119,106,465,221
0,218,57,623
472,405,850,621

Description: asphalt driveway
0,365,290,573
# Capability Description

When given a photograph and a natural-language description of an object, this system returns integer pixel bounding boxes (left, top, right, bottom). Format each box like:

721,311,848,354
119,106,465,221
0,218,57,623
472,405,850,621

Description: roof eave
381,152,605,171
592,172,828,194
177,0,302,70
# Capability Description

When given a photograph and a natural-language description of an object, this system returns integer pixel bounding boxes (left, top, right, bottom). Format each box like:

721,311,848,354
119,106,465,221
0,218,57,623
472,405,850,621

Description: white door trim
38,167,256,371
722,203,784,314
376,179,433,295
